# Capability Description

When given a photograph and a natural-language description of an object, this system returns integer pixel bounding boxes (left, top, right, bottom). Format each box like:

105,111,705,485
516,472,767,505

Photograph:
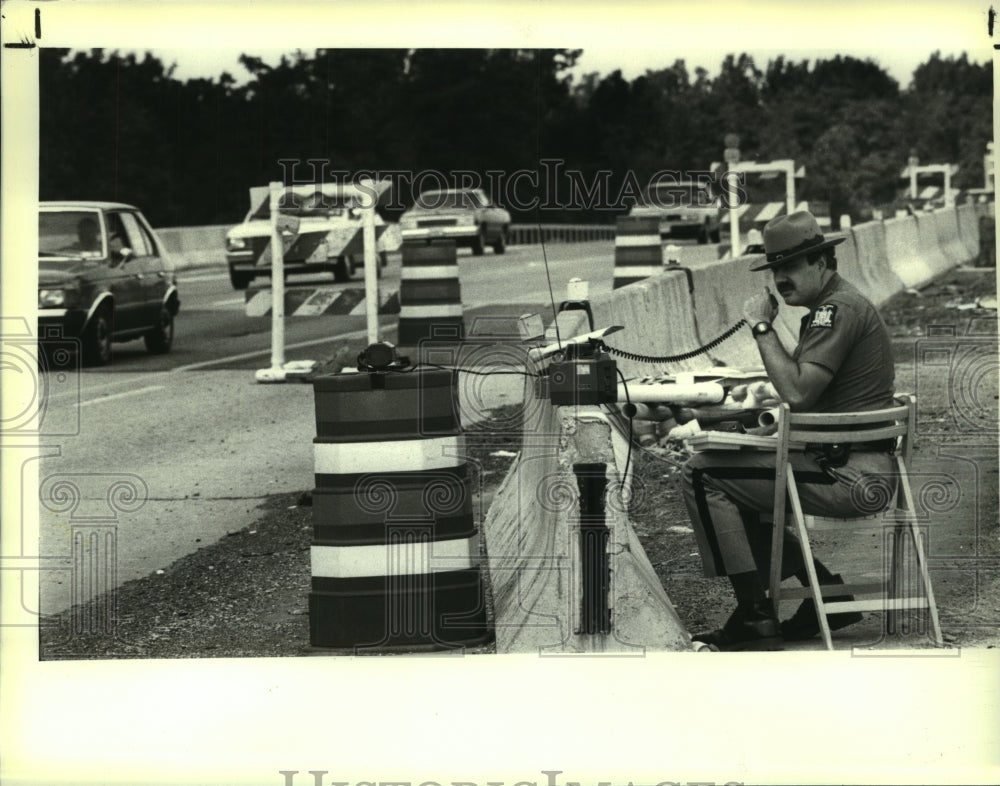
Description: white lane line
79,385,166,407
208,297,246,308
171,328,374,371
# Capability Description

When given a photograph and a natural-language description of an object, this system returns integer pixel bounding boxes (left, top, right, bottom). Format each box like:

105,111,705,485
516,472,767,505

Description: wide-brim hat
749,210,845,272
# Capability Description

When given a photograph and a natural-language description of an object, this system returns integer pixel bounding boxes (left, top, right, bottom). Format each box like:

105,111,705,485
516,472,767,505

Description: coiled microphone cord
594,318,748,364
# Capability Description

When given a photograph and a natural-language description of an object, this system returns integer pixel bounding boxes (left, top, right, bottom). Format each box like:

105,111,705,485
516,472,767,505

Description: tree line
39,47,992,228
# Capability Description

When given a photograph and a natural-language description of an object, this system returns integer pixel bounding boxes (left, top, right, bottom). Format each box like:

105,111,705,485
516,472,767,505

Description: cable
613,366,635,493
595,318,748,365
370,360,543,379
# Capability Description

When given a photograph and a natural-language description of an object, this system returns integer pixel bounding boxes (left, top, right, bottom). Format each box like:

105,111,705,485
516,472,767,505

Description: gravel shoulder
40,267,999,659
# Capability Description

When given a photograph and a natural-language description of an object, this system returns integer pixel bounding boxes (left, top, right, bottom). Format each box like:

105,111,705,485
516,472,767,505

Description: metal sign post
725,158,802,257
728,178,742,257
253,178,392,382
256,182,289,382
904,162,959,207
723,135,742,258
361,177,380,346
255,182,313,383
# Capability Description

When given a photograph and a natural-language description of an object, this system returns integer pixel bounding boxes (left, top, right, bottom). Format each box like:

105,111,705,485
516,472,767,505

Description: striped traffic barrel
397,239,465,348
309,367,493,651
613,216,662,289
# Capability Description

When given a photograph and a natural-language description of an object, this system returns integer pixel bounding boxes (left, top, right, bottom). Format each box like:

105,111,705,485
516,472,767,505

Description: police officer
681,210,897,650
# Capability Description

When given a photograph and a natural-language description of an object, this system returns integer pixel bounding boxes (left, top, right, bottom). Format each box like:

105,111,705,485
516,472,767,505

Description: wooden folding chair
767,395,944,650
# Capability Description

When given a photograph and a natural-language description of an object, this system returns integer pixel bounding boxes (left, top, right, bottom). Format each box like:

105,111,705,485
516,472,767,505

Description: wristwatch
752,321,773,337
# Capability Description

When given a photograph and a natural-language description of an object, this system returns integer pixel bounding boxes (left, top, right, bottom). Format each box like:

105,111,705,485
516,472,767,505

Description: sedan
399,188,510,255
38,201,180,366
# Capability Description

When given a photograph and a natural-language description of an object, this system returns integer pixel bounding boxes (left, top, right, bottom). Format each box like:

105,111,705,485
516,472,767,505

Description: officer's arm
752,331,833,410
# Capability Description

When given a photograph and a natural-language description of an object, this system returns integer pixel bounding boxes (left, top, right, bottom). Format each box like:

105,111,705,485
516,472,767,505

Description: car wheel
229,268,253,290
698,226,709,245
492,230,507,255
471,229,485,256
144,304,174,355
83,306,113,367
333,256,351,282
710,228,721,244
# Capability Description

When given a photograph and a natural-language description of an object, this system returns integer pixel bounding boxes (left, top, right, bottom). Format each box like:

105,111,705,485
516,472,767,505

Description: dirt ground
39,267,998,659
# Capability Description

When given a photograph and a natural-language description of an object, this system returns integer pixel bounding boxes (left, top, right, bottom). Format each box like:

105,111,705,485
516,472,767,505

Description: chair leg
768,456,790,618
888,523,908,635
906,518,944,647
895,461,944,647
785,467,834,650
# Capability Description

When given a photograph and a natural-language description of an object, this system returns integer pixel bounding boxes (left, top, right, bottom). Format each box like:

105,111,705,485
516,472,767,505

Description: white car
225,184,390,290
399,188,510,255
629,180,722,244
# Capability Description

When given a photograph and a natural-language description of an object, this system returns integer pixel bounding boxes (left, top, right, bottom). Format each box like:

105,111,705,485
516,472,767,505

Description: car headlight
39,288,68,307
226,237,247,251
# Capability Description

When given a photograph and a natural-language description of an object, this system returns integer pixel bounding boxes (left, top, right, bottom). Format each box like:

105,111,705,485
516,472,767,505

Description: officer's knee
682,452,710,488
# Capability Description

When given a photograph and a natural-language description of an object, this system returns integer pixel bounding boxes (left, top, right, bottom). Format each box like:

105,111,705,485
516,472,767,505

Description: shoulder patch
810,303,837,329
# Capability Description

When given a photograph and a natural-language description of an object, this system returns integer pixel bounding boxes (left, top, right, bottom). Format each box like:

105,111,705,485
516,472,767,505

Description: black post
574,463,611,634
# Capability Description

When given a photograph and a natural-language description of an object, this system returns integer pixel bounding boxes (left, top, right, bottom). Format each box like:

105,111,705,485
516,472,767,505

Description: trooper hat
749,210,845,272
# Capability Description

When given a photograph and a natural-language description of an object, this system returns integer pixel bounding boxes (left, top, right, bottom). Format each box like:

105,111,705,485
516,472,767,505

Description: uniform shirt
792,272,895,412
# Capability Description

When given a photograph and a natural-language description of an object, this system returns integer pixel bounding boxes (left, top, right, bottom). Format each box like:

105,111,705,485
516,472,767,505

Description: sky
143,43,988,89
51,1,994,90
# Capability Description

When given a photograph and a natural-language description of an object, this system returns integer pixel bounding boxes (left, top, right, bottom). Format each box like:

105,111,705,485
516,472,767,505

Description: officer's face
771,256,826,307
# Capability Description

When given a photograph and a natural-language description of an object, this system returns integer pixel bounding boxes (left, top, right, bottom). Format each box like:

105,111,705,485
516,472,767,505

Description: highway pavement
36,238,703,616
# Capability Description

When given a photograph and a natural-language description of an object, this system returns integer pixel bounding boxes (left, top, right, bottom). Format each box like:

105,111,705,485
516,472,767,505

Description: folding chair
767,395,944,650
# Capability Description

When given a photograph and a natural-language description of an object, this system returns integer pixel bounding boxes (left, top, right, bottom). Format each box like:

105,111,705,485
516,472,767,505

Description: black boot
693,599,783,652
781,574,864,641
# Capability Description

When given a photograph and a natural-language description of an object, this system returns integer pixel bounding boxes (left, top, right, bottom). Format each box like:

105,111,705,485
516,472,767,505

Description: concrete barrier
955,204,981,260
155,224,231,270
915,211,953,282
482,391,691,653
155,221,615,267
884,215,935,289
848,221,905,305
587,269,715,378
664,243,726,266
508,224,616,245
934,207,973,267
683,255,777,368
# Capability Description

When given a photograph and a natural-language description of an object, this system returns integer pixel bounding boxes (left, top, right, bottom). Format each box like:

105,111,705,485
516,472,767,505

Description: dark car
38,202,180,366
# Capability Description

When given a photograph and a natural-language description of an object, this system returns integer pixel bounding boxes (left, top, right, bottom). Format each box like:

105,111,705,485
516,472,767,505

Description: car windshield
251,191,353,220
39,210,104,257
642,182,715,209
415,191,478,210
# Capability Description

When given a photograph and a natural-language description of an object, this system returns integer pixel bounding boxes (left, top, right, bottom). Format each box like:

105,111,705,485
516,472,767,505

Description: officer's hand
743,287,778,326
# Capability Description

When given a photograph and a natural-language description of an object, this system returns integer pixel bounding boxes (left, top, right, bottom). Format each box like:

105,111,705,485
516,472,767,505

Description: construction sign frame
255,178,393,383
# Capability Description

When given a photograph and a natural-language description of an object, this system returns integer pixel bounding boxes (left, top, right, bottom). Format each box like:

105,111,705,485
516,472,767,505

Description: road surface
31,239,652,615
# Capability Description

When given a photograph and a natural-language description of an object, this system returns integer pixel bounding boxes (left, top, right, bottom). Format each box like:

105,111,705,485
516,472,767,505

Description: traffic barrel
309,360,493,651
613,216,662,289
397,239,465,349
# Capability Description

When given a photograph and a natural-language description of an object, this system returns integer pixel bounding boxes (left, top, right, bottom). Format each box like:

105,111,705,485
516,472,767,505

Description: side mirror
113,246,134,264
